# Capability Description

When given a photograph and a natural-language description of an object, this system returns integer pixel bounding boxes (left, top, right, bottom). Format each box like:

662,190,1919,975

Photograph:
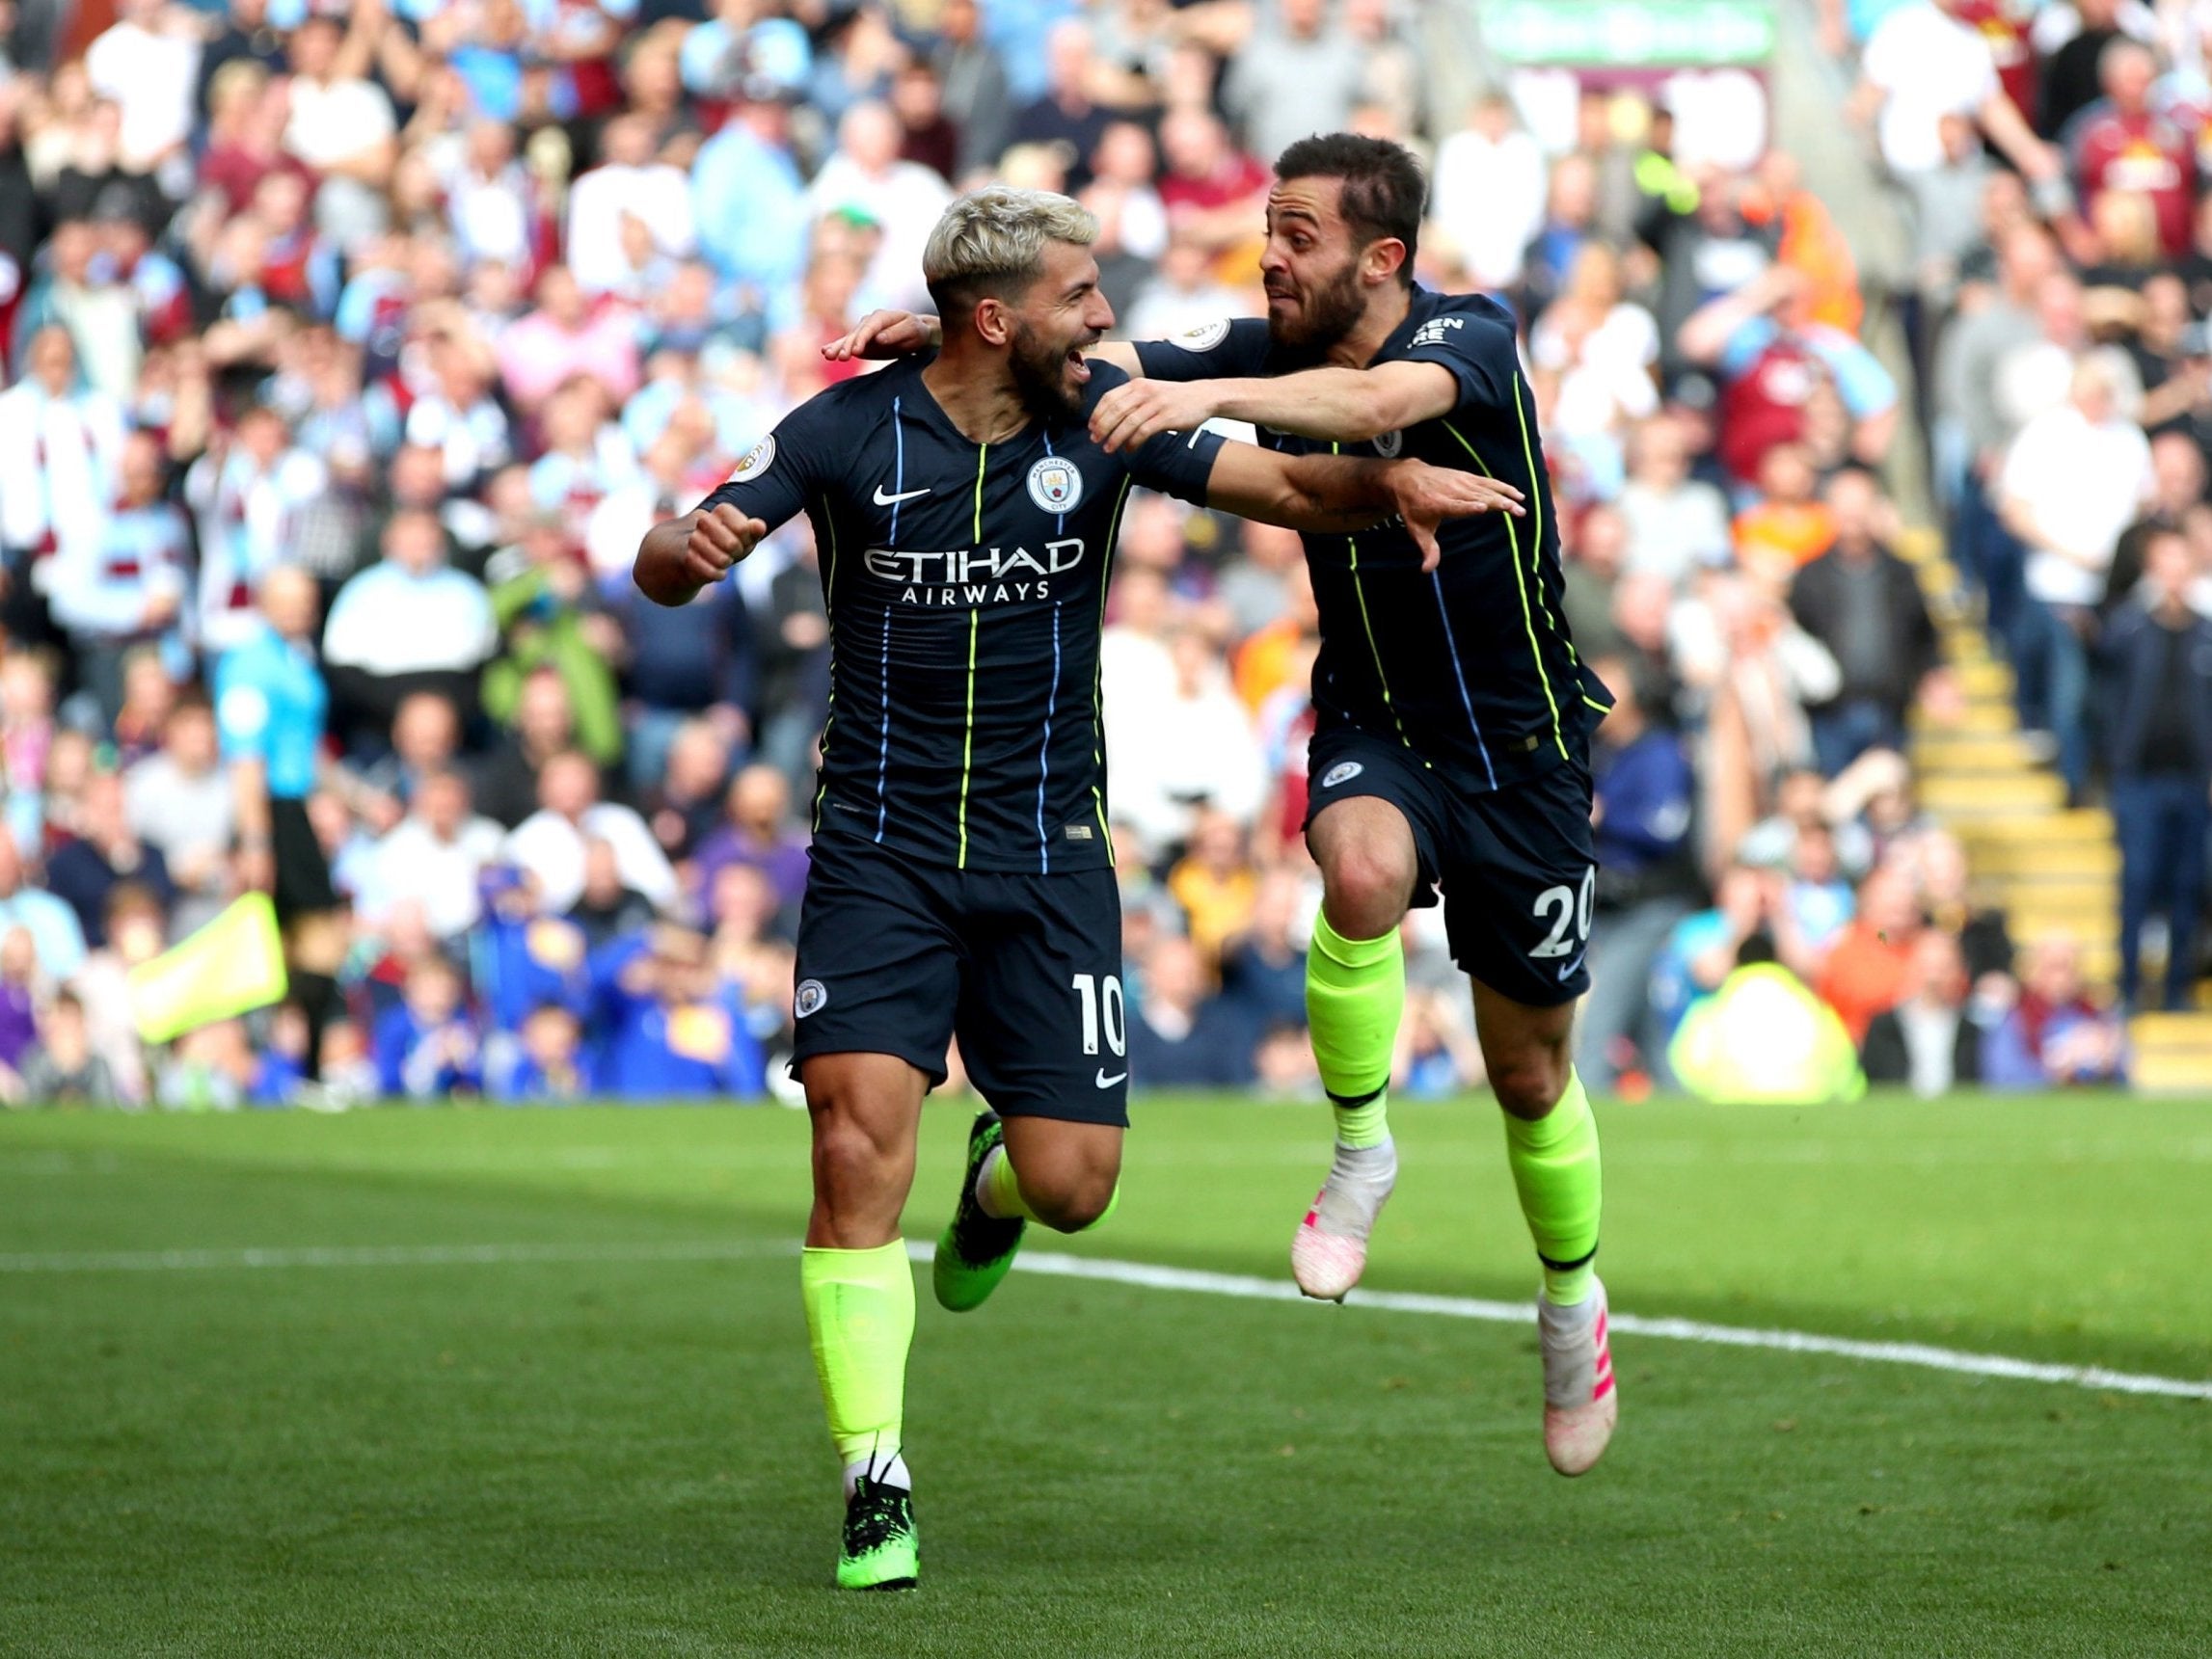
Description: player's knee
1322,844,1416,939
1491,1047,1571,1120
1026,1165,1119,1233
809,1103,901,1190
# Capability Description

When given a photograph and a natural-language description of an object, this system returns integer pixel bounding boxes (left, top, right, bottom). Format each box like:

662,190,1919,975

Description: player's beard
1009,320,1088,422
1267,253,1366,353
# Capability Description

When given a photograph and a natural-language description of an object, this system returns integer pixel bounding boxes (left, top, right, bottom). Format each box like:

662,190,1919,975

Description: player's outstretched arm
1202,445,1523,572
1092,360,1460,453
634,505,768,607
823,309,1146,376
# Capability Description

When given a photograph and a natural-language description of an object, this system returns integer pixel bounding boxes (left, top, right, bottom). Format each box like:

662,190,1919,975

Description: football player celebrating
829,136,1620,1479
638,185,1521,1590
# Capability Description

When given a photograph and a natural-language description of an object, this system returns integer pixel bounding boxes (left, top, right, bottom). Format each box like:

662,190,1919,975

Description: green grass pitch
3,1093,2208,1657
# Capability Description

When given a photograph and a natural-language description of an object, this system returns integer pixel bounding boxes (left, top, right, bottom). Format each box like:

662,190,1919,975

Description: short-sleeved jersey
697,355,1227,873
214,622,329,802
1137,288,1609,794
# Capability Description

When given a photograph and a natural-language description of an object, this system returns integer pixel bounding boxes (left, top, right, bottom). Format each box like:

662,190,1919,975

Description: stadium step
1973,843,2122,881
1949,659,2016,702
1914,703,2018,735
1920,774,2066,816
2125,1049,2212,1093
1989,874,2117,909
2123,1012,2212,1092
1910,733,2037,773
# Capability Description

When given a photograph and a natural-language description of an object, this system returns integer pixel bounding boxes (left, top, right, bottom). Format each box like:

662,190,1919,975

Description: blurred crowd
0,0,2155,1109
1844,0,2212,1021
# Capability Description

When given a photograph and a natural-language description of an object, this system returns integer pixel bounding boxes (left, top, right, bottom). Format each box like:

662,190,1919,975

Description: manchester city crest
1027,456,1084,514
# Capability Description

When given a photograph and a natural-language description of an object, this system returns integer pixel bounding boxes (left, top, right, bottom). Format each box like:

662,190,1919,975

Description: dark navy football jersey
1136,289,1609,793
698,355,1227,873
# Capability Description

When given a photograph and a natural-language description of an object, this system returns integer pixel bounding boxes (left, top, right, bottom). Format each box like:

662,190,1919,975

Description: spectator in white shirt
805,100,953,312
283,14,396,246
1617,414,1734,589
1112,628,1267,858
362,769,505,942
1999,355,2153,798
321,508,498,745
567,113,696,295
1125,235,1248,344
0,326,127,568
502,750,680,917
440,119,534,272
122,695,232,937
1432,94,1548,291
83,0,199,172
1855,0,2059,184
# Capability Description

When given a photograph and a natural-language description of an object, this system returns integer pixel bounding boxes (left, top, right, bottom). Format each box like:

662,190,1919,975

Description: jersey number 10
1070,974,1127,1057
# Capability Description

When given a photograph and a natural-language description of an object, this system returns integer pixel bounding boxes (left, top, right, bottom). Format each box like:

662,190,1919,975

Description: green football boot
837,1471,918,1592
933,1110,1024,1312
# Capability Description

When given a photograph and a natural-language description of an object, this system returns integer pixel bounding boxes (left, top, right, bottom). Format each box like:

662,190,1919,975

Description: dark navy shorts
791,832,1129,1126
1304,723,1598,1008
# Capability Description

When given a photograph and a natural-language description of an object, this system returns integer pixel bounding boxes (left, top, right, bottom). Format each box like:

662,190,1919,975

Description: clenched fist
634,503,769,606
686,504,768,582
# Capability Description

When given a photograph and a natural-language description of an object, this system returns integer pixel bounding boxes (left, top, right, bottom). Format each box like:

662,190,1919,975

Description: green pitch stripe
1442,418,1566,763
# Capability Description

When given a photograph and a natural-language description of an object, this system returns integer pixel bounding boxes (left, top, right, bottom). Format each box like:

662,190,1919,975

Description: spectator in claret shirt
1983,935,2126,1089
46,429,189,728
692,763,811,922
2064,39,2198,260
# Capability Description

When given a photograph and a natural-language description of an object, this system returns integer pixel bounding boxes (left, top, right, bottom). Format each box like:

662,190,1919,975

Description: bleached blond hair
922,187,1099,324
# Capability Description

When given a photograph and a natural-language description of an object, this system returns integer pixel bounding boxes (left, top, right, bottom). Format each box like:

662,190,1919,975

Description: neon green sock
799,1241,916,1468
1499,1070,1602,1306
984,1147,1119,1231
981,1146,1038,1220
1306,911,1402,1149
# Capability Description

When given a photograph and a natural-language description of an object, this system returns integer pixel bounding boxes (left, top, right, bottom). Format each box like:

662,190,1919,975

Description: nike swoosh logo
874,484,931,506
1094,1069,1127,1088
1557,950,1587,982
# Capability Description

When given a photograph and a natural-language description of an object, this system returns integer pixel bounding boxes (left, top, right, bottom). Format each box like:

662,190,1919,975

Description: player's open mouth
1067,345,1093,384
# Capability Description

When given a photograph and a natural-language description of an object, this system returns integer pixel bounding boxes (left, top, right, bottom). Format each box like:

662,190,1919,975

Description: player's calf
934,1113,1121,1313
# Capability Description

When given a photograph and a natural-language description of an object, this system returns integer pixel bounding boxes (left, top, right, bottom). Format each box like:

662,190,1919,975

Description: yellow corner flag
127,895,290,1044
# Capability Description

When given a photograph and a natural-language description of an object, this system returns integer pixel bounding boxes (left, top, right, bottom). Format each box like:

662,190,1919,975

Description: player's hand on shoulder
1089,377,1218,454
823,309,939,361
685,504,767,583
1384,460,1524,572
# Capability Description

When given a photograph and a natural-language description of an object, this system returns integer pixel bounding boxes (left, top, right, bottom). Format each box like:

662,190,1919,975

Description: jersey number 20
1530,868,1596,959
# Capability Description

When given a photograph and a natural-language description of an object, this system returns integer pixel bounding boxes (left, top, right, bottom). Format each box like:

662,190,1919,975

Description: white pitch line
3,1237,2203,1403
1001,1250,2212,1403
